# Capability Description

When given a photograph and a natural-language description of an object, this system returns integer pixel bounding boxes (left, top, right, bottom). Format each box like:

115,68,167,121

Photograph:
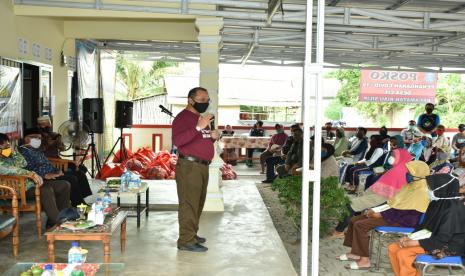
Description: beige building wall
0,1,73,130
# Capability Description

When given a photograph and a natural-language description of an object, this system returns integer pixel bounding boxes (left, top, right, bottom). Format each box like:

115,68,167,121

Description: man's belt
178,154,211,166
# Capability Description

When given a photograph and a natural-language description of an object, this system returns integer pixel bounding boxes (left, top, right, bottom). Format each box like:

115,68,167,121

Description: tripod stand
79,132,102,178
104,128,128,165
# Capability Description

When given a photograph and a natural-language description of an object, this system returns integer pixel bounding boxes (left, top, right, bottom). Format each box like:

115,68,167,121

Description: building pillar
196,17,224,212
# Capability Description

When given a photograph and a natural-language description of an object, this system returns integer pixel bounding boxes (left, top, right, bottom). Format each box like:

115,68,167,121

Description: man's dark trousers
176,158,209,246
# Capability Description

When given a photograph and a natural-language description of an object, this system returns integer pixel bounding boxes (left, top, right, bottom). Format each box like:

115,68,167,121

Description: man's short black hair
23,128,41,137
425,103,435,108
188,87,208,98
0,133,9,144
459,124,465,129
257,120,264,127
290,123,300,130
275,123,281,129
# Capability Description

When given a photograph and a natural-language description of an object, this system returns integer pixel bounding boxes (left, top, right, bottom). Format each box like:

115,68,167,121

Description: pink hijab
369,148,413,199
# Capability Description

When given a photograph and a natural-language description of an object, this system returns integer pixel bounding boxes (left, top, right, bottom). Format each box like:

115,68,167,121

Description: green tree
116,55,178,100
326,69,405,126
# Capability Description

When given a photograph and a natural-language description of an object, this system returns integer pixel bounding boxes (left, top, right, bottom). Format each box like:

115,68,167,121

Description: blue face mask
321,151,328,158
421,140,429,147
406,173,414,183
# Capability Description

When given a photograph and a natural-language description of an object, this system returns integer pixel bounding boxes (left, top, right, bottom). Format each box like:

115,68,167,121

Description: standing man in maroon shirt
172,87,219,252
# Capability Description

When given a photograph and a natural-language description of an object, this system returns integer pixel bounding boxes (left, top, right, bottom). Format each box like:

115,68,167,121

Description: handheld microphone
159,105,173,117
210,116,215,130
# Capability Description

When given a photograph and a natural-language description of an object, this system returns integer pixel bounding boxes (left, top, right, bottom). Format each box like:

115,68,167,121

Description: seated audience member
408,133,425,160
401,120,422,149
342,127,368,162
344,135,385,190
262,124,300,183
19,128,92,207
37,115,66,158
0,133,71,227
388,172,465,276
334,127,348,157
328,150,415,239
421,134,435,164
417,103,440,135
246,120,265,167
379,126,390,148
429,146,453,174
364,135,405,190
320,142,338,178
259,124,288,174
275,128,303,178
221,125,234,137
324,122,335,141
335,162,429,269
432,124,449,150
452,124,465,156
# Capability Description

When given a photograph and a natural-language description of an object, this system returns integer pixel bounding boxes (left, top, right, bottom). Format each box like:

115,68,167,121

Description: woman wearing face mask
429,147,453,174
388,171,465,276
408,133,425,160
338,163,428,271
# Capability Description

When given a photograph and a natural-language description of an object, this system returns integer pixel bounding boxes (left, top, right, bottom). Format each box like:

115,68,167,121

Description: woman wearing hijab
334,127,348,157
337,161,429,270
365,135,405,190
328,148,413,239
345,135,385,190
388,171,465,276
429,146,453,174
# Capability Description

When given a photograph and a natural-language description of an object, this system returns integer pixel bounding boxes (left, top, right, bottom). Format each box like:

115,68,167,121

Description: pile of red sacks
97,148,177,180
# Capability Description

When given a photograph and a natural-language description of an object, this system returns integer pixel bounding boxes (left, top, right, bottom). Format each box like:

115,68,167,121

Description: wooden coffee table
45,209,128,263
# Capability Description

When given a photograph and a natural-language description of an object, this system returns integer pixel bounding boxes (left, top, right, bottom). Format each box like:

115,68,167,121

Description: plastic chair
369,213,426,270
415,254,465,276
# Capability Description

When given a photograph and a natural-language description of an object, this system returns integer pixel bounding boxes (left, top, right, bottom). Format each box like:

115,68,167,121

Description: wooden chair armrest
47,157,79,171
0,184,18,213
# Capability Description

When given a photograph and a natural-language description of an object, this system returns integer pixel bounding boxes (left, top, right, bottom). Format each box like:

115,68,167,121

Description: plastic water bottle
41,264,55,276
129,173,141,190
67,242,83,264
120,171,130,192
95,198,104,213
103,188,111,209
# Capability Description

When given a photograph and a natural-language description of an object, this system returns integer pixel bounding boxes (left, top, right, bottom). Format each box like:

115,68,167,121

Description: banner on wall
0,65,22,139
359,70,437,103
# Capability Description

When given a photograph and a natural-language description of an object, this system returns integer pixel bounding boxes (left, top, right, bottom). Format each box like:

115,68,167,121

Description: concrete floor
0,174,296,276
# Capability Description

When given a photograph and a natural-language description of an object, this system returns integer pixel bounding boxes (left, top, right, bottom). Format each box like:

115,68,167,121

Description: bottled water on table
128,173,141,190
68,242,83,264
103,188,111,209
120,170,131,192
41,264,55,276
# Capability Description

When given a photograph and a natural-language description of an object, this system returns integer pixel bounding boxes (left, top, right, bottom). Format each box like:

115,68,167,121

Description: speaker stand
79,132,102,178
104,128,129,165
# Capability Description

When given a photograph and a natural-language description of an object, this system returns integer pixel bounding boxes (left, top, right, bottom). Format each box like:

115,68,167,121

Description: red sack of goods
96,164,125,180
137,147,157,162
112,149,133,163
125,158,144,173
220,163,237,180
143,165,169,180
133,152,152,166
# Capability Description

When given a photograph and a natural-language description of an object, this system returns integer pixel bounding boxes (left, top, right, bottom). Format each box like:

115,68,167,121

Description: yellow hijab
387,160,430,213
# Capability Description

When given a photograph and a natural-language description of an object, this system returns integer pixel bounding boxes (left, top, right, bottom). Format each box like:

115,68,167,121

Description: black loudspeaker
115,101,133,128
82,98,104,133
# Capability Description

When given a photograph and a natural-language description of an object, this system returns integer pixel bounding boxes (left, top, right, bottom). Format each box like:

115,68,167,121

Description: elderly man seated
0,133,71,227
19,128,92,207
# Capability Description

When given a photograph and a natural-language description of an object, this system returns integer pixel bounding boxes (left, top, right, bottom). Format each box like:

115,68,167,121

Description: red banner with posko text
359,70,437,103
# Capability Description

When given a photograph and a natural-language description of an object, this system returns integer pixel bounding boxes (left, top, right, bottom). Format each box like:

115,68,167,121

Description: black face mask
192,100,209,113
426,108,433,113
459,127,465,132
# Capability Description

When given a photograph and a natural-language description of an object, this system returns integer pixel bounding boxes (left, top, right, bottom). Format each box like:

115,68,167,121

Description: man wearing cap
172,87,219,252
19,128,92,207
400,120,422,148
37,116,65,158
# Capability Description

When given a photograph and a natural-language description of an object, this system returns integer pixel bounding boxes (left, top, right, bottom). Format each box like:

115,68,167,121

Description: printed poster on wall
359,70,437,103
0,65,22,139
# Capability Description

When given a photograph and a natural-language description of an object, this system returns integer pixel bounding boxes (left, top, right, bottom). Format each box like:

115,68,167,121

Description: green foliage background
271,176,350,237
326,69,465,128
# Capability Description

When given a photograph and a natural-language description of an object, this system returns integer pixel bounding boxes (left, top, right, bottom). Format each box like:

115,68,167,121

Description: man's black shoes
262,179,273,183
196,235,206,243
177,243,208,252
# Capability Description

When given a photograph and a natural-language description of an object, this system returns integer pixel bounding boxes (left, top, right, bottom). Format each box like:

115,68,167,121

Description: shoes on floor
177,243,208,252
196,235,207,243
262,179,274,183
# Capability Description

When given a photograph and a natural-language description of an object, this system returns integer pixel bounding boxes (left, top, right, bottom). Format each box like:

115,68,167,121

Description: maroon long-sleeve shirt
172,109,214,161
